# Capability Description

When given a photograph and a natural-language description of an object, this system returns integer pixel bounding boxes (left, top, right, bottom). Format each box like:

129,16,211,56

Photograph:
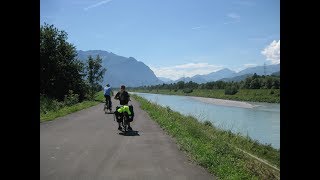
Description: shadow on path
118,130,140,136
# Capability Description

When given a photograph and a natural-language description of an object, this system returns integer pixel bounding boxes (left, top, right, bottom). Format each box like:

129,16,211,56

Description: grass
40,92,105,122
132,94,280,179
130,89,280,103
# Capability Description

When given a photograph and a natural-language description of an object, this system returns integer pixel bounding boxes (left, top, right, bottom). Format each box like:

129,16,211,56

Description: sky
40,0,280,80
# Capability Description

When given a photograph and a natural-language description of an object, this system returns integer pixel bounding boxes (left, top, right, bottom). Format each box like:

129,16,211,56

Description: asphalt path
40,98,215,180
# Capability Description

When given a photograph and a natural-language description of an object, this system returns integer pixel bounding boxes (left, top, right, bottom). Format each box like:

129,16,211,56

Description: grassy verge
130,89,280,103
40,92,105,122
132,94,280,179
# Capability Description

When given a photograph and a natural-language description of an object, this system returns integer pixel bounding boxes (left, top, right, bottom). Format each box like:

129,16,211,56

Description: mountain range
170,64,280,83
77,50,280,87
77,50,162,88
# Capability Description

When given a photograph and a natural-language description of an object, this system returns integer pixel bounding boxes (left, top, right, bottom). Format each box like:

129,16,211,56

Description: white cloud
191,26,203,30
84,0,112,11
224,13,240,25
244,63,257,68
174,63,220,69
261,40,280,64
149,63,224,80
227,13,240,20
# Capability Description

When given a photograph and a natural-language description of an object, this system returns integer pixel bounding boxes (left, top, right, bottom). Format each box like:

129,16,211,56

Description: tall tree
86,55,106,98
40,23,87,101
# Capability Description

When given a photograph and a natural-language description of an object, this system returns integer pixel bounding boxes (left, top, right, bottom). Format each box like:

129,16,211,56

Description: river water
131,92,280,149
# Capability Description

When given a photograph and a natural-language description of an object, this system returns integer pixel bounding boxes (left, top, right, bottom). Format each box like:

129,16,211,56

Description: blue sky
40,0,280,80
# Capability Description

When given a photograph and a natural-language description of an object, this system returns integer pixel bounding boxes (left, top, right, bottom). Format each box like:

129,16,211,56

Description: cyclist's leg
118,122,122,130
104,95,108,105
128,122,132,130
107,95,112,109
103,95,107,110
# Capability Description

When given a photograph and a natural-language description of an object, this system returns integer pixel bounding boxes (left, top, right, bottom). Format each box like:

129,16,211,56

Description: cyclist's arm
114,92,120,99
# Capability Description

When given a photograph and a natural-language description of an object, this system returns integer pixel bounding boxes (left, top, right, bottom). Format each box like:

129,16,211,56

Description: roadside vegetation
40,91,106,122
40,23,106,122
132,94,280,179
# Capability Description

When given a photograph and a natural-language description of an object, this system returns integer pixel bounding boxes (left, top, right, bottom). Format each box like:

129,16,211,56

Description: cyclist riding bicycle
103,84,113,112
114,85,132,131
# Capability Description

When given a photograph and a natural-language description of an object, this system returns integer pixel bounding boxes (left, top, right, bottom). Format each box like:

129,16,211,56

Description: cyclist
103,84,112,112
114,85,132,131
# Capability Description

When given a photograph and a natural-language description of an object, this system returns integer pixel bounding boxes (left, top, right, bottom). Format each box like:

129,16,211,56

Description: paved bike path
40,98,215,180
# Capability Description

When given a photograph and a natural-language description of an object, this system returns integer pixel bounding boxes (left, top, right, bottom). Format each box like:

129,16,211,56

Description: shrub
183,88,193,93
225,86,238,95
203,120,213,127
64,90,79,106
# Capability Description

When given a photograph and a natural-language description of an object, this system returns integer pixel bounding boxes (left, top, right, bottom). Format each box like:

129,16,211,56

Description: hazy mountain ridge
169,64,280,83
77,50,162,87
77,50,279,86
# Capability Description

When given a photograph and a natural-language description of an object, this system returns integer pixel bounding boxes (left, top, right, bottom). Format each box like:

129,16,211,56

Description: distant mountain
158,77,173,83
76,50,280,86
271,71,280,77
237,64,280,76
220,69,281,82
201,68,237,81
219,74,253,82
171,64,280,84
173,68,236,83
77,50,162,87
173,75,207,84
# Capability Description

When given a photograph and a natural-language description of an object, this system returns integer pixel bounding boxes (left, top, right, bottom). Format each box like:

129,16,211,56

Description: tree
186,81,198,89
85,55,106,98
252,73,259,79
242,76,252,89
225,84,238,95
249,78,261,89
40,23,87,101
263,76,273,89
177,81,185,89
271,79,280,89
216,81,226,89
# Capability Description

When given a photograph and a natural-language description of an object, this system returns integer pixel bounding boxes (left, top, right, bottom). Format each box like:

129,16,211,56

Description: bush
166,106,172,112
225,86,238,95
40,94,64,114
183,88,193,93
203,120,213,127
64,90,79,106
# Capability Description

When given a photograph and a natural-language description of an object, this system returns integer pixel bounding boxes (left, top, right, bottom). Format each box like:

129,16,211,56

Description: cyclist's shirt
115,91,130,105
104,86,112,96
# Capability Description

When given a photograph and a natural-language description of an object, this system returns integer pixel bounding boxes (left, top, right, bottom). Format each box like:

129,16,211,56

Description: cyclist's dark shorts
104,95,111,103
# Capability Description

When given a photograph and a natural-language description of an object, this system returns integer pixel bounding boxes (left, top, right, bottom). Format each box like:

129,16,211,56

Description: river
131,92,280,149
